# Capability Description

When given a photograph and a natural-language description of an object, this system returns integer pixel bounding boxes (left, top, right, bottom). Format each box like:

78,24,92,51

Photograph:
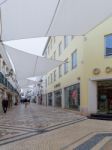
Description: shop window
48,93,52,106
105,34,112,56
65,83,80,110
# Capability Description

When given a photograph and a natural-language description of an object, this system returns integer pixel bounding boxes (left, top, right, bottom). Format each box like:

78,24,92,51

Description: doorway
97,80,112,113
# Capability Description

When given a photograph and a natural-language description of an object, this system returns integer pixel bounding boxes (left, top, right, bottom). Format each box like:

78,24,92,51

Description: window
54,70,56,81
48,76,50,85
50,39,52,50
59,65,62,78
59,42,62,56
54,51,56,59
105,34,112,56
64,59,68,74
64,36,69,49
72,50,77,69
45,79,47,88
50,73,53,83
53,36,55,43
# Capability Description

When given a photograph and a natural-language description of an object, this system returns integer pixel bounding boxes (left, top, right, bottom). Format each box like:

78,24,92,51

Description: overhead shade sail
1,0,59,41
5,45,63,80
1,0,112,41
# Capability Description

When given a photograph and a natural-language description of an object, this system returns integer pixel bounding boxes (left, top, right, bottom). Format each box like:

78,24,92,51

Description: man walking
2,96,8,113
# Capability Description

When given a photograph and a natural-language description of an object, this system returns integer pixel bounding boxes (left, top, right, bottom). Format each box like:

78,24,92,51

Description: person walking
2,96,8,113
24,98,28,108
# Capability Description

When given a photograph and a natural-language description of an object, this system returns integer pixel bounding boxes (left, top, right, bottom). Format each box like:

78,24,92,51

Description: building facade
0,44,19,112
43,17,112,115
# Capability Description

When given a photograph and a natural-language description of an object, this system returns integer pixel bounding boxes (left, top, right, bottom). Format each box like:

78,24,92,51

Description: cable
45,0,61,36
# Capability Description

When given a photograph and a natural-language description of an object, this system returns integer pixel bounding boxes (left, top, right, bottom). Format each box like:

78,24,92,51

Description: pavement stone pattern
0,104,86,146
0,104,112,150
74,133,112,150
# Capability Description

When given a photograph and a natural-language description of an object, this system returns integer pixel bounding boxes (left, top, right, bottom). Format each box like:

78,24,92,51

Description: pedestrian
2,96,8,113
24,98,28,108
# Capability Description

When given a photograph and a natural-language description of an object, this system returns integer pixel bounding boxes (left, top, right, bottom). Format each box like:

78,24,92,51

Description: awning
5,45,63,80
1,0,112,41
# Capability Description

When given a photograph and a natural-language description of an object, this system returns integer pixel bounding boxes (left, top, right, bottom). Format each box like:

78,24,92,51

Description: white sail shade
5,45,63,80
1,0,112,41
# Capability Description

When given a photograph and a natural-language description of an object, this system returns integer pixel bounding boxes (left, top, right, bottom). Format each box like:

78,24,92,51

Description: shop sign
54,83,61,89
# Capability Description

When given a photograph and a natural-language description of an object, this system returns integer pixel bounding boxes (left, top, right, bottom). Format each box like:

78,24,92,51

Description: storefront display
48,93,52,106
65,83,80,110
98,80,112,113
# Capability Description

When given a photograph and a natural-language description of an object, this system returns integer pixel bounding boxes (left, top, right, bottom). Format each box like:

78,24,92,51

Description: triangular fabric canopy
1,0,112,41
5,45,63,80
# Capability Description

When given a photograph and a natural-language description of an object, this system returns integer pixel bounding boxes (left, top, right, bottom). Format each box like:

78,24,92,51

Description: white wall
88,80,97,114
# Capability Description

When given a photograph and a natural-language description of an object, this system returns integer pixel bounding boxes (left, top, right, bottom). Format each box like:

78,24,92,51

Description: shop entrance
97,80,112,113
48,93,52,106
54,90,62,107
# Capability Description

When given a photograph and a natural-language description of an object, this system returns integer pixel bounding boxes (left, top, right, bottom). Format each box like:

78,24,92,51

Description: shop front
97,80,112,113
54,89,62,107
65,83,80,110
48,92,52,106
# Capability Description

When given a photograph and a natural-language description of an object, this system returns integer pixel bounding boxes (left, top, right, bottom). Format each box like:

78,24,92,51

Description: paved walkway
0,104,112,150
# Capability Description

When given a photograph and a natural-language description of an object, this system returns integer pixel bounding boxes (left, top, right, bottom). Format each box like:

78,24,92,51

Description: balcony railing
0,72,19,95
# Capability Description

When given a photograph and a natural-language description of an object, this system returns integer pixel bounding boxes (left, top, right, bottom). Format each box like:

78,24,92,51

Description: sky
4,37,48,56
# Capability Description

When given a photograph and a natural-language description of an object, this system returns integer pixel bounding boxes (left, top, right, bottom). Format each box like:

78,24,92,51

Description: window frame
104,34,112,56
59,64,62,78
72,50,77,69
64,59,69,74
54,70,56,81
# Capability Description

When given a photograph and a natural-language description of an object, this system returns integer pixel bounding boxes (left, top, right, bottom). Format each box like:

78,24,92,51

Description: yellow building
43,17,112,115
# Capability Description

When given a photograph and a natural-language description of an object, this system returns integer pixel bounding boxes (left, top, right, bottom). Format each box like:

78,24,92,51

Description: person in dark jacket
2,96,8,113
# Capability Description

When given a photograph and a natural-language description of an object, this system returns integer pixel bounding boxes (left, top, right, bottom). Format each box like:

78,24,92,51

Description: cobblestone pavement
0,104,112,150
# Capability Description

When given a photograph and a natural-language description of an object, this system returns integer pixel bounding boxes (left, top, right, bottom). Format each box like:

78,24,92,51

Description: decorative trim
93,68,100,75
105,66,112,73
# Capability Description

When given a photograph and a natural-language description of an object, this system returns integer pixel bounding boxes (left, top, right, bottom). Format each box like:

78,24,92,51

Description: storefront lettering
54,83,61,89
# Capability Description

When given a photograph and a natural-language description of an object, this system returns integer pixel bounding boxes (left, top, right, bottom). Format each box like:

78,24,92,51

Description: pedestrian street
0,104,112,150
0,103,86,147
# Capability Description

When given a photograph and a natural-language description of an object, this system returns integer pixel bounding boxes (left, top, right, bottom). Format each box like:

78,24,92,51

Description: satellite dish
0,0,7,5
